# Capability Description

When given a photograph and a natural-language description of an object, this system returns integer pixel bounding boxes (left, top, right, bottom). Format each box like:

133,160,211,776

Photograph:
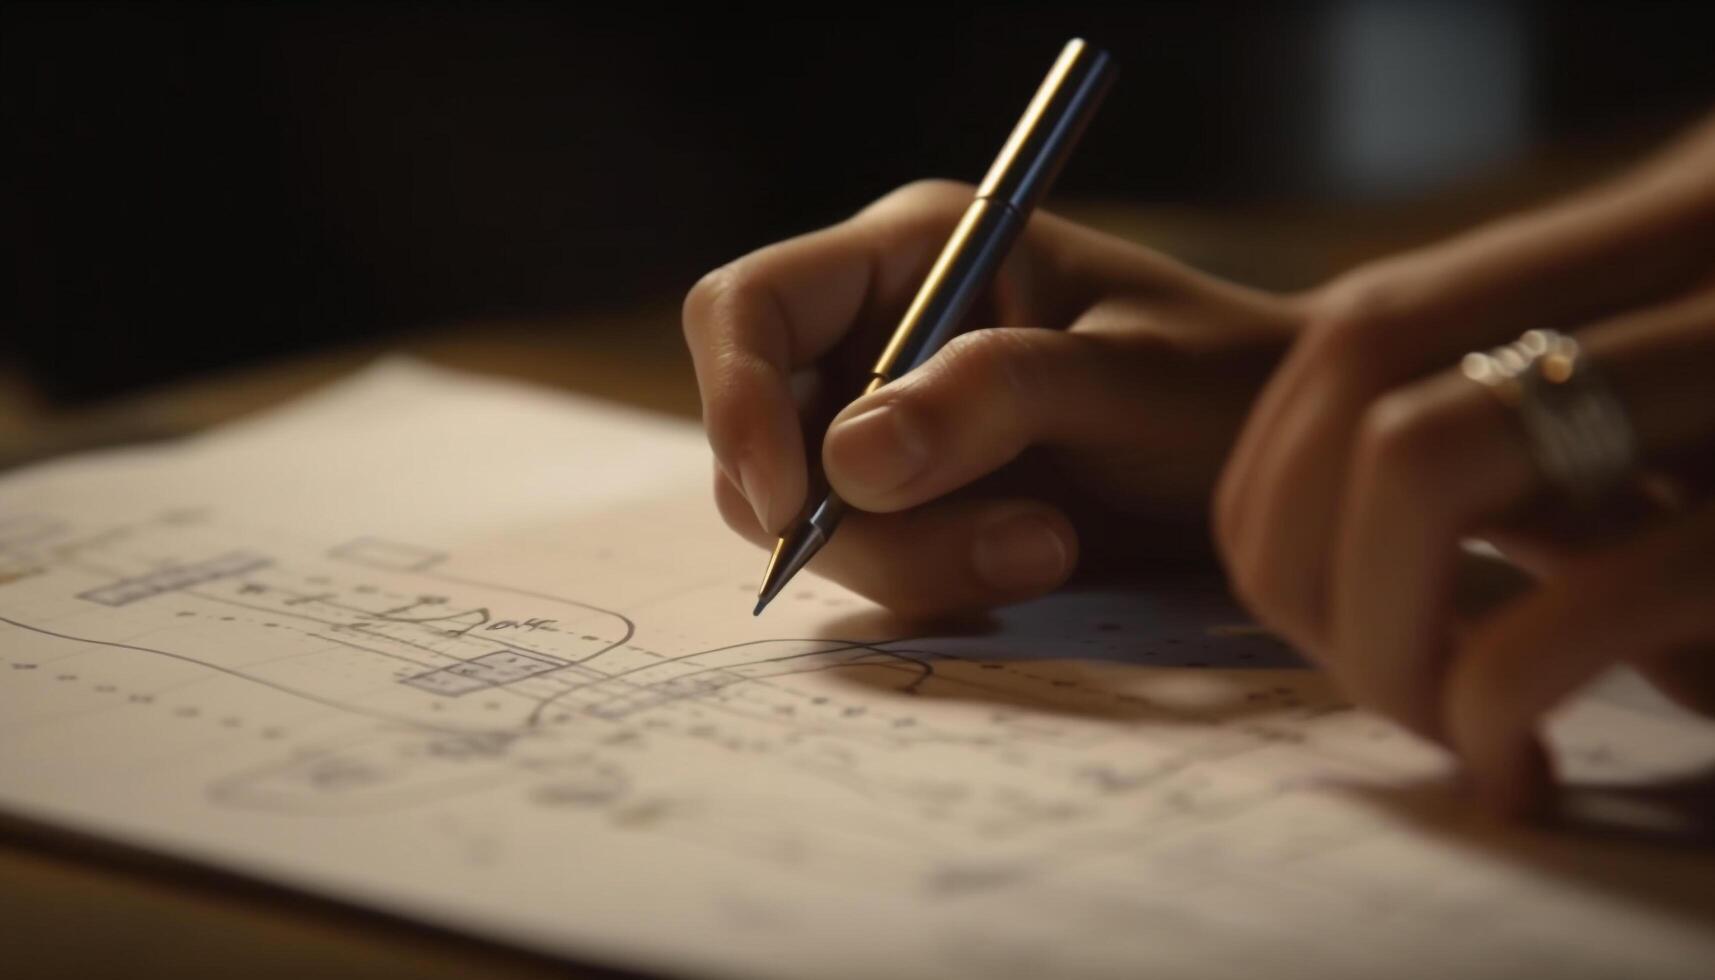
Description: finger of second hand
1330,370,1537,741
1334,282,1715,744
1445,500,1715,818
1215,323,1326,556
1223,369,1368,656
1223,173,1715,639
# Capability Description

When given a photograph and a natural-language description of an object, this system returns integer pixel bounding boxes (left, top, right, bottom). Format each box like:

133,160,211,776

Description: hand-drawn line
574,646,941,720
33,546,1163,746
0,614,507,737
357,613,574,661
52,555,646,715
206,728,545,815
186,588,394,635
181,590,498,671
328,537,447,573
19,532,1121,778
423,568,637,665
232,565,638,687
345,606,589,664
78,552,271,607
185,588,588,682
361,604,493,639
52,533,640,700
303,631,445,671
402,650,570,697
522,637,910,726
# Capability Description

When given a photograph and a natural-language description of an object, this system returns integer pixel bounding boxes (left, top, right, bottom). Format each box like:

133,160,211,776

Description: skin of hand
1213,114,1715,818
684,179,1302,620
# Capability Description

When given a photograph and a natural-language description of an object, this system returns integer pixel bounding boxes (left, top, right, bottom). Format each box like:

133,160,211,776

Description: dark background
7,1,1715,404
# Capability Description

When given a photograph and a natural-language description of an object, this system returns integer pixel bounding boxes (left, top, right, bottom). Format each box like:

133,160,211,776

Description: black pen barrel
869,200,1024,380
868,39,1114,382
976,39,1116,216
756,38,1115,614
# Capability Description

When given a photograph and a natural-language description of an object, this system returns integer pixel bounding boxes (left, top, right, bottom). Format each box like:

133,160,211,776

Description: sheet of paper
1,360,1710,980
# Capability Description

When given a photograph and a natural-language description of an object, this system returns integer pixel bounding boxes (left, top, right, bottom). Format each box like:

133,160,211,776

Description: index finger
682,180,973,533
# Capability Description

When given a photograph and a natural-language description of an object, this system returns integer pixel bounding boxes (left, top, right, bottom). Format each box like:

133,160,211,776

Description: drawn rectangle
402,650,560,696
329,538,445,572
401,670,492,696
77,552,271,607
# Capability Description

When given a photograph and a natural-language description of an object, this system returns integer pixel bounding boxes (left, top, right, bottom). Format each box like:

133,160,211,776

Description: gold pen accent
753,38,1114,615
871,202,996,381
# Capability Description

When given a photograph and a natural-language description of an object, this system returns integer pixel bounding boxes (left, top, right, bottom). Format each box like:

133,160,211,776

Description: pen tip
752,522,829,618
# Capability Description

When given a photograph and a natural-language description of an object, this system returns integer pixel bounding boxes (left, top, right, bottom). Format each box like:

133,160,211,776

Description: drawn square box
402,669,490,696
465,651,557,684
329,538,446,572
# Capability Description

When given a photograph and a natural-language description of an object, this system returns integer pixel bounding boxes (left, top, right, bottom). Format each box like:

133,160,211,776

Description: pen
754,38,1116,615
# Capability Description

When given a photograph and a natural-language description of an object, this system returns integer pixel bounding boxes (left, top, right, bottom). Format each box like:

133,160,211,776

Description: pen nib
753,522,828,616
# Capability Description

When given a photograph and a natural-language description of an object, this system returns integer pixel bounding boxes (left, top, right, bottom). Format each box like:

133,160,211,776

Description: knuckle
1310,267,1410,334
931,331,1036,423
1301,272,1412,377
683,262,790,370
682,264,742,344
858,181,978,242
941,329,1021,379
880,178,975,214
1352,389,1448,493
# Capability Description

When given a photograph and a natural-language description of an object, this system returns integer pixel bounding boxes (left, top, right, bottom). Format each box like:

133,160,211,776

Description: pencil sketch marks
329,537,447,573
77,551,272,606
403,650,567,697
2,497,1708,980
8,370,1714,980
0,509,1376,870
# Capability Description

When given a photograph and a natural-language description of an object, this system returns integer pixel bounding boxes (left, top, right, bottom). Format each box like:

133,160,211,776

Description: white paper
0,360,1710,979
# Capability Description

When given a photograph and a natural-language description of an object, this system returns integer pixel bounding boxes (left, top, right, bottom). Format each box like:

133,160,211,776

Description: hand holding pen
685,38,1715,817
683,40,1300,619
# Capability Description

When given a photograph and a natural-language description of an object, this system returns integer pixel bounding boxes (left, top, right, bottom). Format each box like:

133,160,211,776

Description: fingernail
738,458,772,532
973,512,1071,594
825,404,931,498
